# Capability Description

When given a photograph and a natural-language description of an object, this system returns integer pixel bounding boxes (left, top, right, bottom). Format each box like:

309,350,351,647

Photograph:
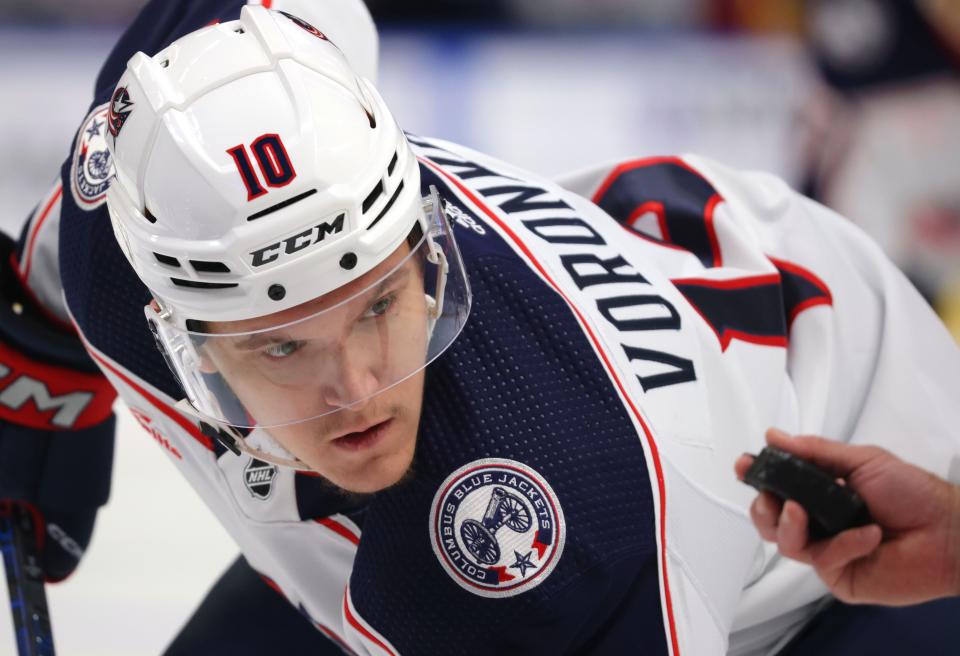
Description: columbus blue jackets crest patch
70,103,114,209
429,459,565,598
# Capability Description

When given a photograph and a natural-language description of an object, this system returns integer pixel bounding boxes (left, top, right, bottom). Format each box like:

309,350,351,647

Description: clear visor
147,191,471,429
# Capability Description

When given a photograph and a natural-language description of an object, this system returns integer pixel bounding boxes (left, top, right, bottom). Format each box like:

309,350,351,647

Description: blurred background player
798,0,960,338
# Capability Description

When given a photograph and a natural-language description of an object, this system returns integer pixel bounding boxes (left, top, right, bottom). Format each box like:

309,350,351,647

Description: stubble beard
311,400,420,500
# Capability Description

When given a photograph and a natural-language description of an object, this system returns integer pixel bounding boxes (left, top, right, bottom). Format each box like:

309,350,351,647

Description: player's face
202,243,428,493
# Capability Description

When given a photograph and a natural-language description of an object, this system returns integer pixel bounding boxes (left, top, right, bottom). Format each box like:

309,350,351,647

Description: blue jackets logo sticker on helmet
70,103,114,209
107,86,133,138
278,10,330,42
429,458,565,598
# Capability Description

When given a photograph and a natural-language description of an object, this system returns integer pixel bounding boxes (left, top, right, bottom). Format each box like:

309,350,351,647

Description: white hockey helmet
105,6,471,441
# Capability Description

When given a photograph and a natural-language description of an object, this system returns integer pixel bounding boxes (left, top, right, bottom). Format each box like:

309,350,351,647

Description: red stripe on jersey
767,256,834,328
316,517,360,546
259,573,287,599
626,200,669,239
419,156,682,656
20,184,63,281
703,193,723,268
672,273,781,290
590,156,697,204
261,571,356,653
83,346,214,452
315,622,357,656
343,587,397,656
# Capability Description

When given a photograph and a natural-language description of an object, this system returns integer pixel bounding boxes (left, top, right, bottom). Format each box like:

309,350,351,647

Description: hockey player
4,4,960,655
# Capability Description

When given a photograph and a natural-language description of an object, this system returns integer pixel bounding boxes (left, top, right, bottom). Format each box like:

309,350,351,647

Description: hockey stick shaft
0,502,55,656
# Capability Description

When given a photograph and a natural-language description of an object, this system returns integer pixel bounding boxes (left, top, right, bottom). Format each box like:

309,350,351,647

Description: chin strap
174,399,317,472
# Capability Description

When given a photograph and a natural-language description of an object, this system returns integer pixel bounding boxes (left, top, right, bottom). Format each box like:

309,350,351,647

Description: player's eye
365,294,395,319
262,340,304,359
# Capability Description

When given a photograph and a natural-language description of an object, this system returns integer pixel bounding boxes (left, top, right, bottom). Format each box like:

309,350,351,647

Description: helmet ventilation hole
191,260,231,273
362,180,384,214
154,252,181,267
340,253,358,270
268,284,286,301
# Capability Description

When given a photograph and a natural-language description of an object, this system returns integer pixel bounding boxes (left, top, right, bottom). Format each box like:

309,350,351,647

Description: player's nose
320,346,379,409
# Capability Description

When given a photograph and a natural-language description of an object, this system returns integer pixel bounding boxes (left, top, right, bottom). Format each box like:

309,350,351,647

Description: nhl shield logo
70,103,115,209
244,458,278,500
429,458,565,598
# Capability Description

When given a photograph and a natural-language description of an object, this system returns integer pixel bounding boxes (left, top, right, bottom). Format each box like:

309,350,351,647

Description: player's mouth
330,418,393,452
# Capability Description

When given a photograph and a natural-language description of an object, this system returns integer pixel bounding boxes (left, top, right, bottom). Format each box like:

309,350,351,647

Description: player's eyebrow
375,265,410,295
232,332,295,352
230,265,413,352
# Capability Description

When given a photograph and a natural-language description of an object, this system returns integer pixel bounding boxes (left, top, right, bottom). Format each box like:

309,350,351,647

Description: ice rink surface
0,24,814,654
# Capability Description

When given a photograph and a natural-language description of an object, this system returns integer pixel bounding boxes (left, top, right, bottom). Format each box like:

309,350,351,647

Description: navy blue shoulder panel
59,193,176,396
345,167,668,654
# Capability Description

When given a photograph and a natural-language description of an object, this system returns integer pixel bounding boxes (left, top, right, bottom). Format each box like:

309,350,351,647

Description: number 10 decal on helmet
226,134,297,202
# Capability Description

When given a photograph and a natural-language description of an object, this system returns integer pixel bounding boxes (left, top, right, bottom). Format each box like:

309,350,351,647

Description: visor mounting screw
268,284,286,301
339,252,358,270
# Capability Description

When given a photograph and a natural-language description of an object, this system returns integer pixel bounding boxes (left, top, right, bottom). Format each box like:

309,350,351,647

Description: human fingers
750,491,783,542
807,524,883,573
765,428,884,479
775,500,813,563
734,453,754,481
807,525,883,602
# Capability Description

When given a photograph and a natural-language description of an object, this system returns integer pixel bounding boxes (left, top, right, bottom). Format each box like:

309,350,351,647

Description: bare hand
735,428,960,606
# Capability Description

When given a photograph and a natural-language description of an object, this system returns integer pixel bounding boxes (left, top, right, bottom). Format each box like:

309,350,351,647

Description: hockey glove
0,232,117,581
